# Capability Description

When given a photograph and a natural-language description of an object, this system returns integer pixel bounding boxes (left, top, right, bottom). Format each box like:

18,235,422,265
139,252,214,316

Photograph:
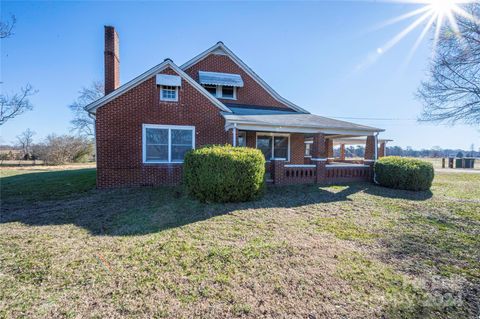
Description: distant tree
16,128,35,159
417,4,480,125
456,151,464,158
33,134,93,165
0,15,36,125
68,81,103,137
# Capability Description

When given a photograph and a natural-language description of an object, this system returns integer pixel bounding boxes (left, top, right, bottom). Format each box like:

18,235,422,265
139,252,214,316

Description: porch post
272,158,286,185
312,133,327,183
340,144,345,160
379,142,386,158
228,126,238,147
326,139,334,159
364,135,376,161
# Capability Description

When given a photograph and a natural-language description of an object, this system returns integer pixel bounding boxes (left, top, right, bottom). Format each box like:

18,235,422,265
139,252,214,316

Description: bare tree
417,4,480,125
16,128,35,158
69,81,103,137
0,15,16,39
0,85,36,125
0,15,36,125
33,134,94,165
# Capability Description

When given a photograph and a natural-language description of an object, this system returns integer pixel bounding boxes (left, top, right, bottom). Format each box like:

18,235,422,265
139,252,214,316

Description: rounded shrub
374,156,434,191
183,145,265,202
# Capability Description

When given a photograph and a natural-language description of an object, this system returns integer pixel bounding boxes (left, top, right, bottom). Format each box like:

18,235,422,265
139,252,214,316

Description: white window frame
304,140,313,158
202,84,237,100
160,85,179,102
255,132,290,162
142,124,195,164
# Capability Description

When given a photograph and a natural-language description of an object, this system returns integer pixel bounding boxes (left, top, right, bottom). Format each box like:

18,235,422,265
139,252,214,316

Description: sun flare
357,0,478,71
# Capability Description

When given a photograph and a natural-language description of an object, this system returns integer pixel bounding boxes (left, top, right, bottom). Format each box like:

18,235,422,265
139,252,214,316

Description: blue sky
1,0,478,149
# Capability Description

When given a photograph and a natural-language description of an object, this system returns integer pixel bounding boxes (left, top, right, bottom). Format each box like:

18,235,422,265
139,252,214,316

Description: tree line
339,145,479,159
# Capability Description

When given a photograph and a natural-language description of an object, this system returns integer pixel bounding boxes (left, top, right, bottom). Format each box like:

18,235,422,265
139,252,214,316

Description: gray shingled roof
223,113,383,132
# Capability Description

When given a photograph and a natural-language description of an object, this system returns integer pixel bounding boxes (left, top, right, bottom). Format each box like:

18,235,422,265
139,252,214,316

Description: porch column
272,158,286,185
228,126,238,147
340,144,346,160
312,133,327,158
364,135,376,161
379,142,386,158
312,133,327,183
326,139,334,159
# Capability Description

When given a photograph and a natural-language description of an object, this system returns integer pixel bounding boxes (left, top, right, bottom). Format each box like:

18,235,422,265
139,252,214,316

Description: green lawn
0,168,479,318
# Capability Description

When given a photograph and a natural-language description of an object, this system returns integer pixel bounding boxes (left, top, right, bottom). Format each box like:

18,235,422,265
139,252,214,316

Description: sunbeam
357,0,478,71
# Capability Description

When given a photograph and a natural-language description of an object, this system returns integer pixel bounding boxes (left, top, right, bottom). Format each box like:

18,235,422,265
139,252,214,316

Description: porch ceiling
223,113,384,135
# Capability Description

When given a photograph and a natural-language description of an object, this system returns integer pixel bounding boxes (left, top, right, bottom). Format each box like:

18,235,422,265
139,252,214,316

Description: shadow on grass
1,169,431,237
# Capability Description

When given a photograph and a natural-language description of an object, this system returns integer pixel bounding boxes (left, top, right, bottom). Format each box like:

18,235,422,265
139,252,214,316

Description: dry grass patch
0,169,479,318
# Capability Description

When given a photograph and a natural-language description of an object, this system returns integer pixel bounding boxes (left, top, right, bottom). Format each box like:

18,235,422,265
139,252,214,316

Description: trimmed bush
374,156,434,191
184,145,265,202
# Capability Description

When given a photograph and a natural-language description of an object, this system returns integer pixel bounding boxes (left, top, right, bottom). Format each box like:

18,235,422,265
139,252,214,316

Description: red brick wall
96,67,229,188
184,53,293,109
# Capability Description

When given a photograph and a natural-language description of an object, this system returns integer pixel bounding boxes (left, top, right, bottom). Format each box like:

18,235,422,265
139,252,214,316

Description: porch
223,112,388,185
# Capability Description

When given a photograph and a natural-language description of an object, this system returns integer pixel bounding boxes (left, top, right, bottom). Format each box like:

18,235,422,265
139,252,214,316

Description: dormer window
204,85,217,96
202,84,237,100
156,74,181,102
221,86,235,99
199,71,243,100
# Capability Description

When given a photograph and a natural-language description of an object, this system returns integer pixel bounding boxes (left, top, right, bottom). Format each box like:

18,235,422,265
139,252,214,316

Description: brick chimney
104,26,120,95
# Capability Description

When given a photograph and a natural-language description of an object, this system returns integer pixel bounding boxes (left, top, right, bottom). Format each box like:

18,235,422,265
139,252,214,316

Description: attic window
160,86,178,102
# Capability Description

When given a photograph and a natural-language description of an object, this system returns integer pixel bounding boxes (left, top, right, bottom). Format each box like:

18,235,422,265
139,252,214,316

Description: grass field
1,167,479,318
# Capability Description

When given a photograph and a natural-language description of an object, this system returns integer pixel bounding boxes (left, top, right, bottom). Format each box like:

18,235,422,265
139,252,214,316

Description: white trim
142,124,195,164
311,158,328,162
326,164,369,168
255,132,291,162
285,164,316,168
232,124,237,146
363,159,375,163
160,85,179,102
272,157,287,161
180,42,309,114
225,122,381,135
85,60,231,113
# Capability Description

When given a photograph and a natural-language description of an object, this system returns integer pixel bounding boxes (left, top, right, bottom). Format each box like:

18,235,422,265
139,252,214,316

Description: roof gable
180,42,309,114
85,60,231,114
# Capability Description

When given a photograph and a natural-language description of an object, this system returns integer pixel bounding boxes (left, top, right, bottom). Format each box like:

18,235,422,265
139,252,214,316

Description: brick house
86,26,389,188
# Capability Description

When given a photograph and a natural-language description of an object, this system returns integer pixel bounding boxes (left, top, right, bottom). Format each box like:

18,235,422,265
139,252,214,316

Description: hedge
374,156,434,191
183,145,265,202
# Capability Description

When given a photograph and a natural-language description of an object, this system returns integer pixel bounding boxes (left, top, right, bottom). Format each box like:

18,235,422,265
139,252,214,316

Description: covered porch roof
223,113,384,136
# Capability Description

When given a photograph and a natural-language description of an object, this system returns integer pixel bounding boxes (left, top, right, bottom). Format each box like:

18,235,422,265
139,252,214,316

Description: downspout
88,112,97,165
373,132,379,184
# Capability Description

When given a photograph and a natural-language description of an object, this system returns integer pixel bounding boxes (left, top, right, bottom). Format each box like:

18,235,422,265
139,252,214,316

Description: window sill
143,162,184,165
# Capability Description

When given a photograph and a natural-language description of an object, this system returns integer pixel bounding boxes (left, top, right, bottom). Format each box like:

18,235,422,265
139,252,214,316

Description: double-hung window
256,134,290,161
304,140,313,157
143,124,195,163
